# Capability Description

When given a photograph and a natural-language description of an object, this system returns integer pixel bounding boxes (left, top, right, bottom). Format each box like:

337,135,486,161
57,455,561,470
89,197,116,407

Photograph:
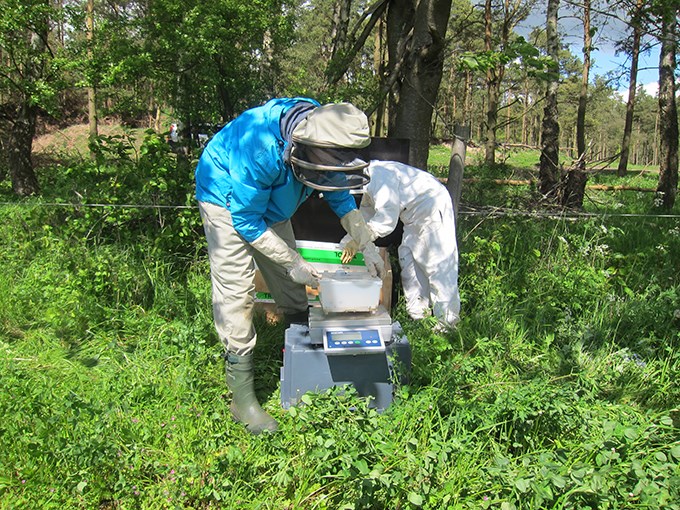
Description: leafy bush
1,149,679,508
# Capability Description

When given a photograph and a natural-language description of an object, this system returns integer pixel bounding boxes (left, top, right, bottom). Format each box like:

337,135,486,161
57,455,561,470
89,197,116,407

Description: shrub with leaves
1,150,679,508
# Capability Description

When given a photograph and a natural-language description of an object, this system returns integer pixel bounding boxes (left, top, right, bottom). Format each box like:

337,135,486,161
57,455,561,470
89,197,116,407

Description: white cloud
642,82,659,97
616,82,659,102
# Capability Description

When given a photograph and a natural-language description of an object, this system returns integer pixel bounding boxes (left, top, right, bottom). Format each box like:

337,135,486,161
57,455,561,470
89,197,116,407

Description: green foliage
33,130,204,257
1,148,679,508
136,0,298,121
0,0,68,116
427,144,679,215
458,36,555,81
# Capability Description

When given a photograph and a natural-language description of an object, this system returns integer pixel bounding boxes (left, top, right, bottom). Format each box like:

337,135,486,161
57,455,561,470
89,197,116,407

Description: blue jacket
195,97,357,242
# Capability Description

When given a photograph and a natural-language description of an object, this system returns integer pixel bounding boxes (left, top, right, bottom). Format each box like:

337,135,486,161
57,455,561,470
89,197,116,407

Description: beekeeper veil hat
290,103,371,191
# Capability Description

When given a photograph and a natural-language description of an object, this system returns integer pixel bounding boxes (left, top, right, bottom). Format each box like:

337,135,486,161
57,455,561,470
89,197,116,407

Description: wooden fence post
446,123,470,223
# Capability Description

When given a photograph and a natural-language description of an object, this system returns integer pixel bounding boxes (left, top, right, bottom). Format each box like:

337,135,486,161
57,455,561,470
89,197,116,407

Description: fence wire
1,201,680,220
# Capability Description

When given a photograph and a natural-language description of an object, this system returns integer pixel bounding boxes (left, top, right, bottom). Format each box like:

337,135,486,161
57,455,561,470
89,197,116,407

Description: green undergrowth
427,145,676,216
1,141,679,508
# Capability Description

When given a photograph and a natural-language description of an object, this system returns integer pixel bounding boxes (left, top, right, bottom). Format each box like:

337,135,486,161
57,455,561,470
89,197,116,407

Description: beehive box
255,240,392,321
318,271,382,313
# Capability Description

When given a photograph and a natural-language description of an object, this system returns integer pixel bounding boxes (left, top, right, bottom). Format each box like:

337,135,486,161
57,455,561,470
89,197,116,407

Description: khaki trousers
198,201,308,355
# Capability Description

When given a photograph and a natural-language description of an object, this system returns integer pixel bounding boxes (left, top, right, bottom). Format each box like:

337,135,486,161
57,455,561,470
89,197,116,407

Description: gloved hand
340,209,375,249
341,240,359,263
339,232,384,277
339,234,358,263
361,242,386,279
288,254,321,288
250,229,320,288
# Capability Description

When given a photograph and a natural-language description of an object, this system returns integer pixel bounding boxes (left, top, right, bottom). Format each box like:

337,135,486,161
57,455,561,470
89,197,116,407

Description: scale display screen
323,328,385,355
331,332,363,342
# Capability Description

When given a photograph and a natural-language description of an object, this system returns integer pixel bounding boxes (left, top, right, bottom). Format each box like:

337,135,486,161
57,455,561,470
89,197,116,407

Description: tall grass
1,138,678,508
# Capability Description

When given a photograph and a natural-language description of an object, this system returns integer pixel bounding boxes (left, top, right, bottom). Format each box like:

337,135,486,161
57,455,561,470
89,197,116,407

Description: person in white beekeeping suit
341,160,460,329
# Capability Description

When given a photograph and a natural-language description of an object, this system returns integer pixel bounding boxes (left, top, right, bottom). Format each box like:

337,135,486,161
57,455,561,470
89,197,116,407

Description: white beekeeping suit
343,160,460,328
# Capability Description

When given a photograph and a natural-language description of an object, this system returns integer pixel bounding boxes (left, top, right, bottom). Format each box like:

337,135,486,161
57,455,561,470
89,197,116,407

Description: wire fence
2,201,680,220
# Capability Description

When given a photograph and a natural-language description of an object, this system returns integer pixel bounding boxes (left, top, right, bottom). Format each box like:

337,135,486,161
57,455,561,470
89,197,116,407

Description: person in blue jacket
195,98,384,434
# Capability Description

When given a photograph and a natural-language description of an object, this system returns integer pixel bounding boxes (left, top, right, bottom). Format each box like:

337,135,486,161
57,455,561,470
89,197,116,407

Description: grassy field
0,132,678,508
427,144,671,216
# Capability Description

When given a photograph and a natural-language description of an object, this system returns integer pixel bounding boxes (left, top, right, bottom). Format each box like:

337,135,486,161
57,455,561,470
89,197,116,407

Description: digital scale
323,328,384,355
280,305,411,411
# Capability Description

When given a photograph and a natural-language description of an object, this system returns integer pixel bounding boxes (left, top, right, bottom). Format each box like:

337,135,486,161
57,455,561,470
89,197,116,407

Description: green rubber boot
225,353,278,434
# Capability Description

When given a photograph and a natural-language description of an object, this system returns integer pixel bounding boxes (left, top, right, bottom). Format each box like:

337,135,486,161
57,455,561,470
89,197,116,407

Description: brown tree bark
483,0,499,165
447,123,470,223
575,0,590,162
330,0,352,62
325,0,389,86
463,69,473,127
482,0,532,166
655,5,678,209
8,103,40,196
617,0,643,177
539,0,560,199
521,74,529,145
7,24,45,196
563,0,591,208
386,0,453,169
86,0,98,155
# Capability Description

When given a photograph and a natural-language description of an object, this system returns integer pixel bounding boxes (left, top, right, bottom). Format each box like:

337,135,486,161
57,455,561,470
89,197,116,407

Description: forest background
1,0,679,508
1,0,679,206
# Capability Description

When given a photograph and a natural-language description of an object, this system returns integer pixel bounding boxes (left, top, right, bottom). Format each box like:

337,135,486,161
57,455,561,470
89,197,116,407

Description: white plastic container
319,270,382,313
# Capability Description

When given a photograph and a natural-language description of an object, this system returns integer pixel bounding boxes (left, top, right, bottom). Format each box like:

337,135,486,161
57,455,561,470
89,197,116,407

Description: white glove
250,229,320,288
288,254,321,288
361,242,386,279
340,209,376,249
340,210,381,270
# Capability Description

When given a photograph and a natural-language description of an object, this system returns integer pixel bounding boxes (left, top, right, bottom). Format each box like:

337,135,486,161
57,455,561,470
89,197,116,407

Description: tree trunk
447,123,470,224
521,75,529,145
330,0,352,62
653,109,659,165
505,98,511,142
326,0,389,86
7,15,46,196
482,0,523,165
563,0,590,208
484,72,503,165
575,0,590,161
387,0,453,169
86,0,98,152
655,6,678,210
483,0,497,165
617,0,643,176
386,0,414,132
8,103,40,196
539,0,560,200
373,16,388,137
463,69,472,127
